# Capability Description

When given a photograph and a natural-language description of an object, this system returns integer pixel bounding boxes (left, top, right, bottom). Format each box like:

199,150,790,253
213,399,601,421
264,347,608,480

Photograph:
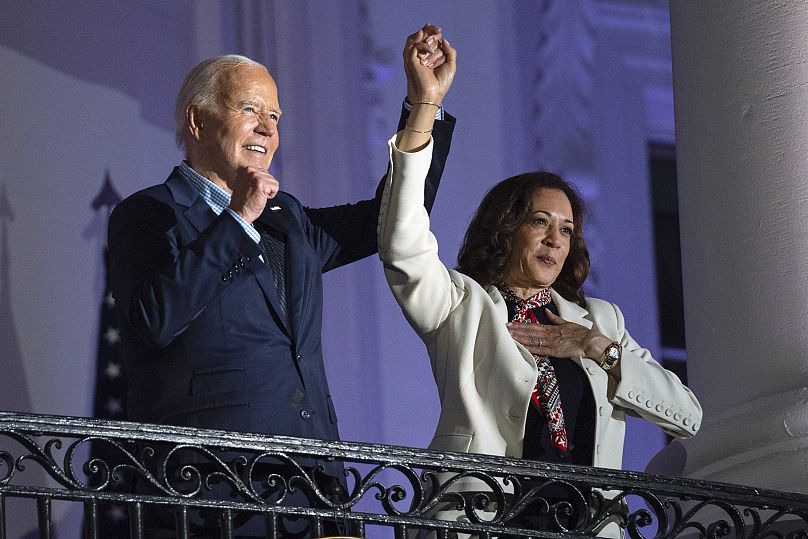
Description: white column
657,2,808,492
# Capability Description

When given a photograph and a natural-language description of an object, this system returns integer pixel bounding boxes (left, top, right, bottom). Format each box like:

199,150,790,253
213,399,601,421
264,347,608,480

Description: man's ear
186,105,205,142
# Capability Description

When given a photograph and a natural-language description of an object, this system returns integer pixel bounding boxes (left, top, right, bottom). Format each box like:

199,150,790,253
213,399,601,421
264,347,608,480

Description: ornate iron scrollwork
1,411,808,537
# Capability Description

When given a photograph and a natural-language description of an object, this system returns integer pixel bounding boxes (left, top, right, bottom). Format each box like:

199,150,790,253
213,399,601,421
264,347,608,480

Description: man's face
192,64,281,188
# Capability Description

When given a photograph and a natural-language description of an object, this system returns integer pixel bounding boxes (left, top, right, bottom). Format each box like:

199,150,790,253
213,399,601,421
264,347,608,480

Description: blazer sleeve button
300,409,312,420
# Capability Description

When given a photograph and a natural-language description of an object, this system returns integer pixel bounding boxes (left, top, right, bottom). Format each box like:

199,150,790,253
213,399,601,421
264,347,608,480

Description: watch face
607,346,620,360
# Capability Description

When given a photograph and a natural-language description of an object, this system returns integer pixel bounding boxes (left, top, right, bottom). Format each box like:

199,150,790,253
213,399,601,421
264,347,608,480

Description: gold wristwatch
600,341,621,371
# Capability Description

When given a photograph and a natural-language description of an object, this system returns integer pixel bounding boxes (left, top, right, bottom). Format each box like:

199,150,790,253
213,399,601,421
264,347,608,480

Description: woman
381,32,701,537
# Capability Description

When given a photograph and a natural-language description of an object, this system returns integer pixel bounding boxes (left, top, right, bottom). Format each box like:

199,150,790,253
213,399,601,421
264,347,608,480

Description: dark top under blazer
108,107,455,442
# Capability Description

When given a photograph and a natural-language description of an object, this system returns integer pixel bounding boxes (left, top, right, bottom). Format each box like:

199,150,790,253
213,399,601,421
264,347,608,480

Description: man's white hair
174,54,265,150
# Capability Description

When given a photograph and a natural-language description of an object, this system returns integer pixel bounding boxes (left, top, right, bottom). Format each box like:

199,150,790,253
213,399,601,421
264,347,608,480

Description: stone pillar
653,2,808,492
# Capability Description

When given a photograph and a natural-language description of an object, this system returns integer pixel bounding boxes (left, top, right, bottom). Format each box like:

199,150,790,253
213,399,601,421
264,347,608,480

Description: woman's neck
503,283,549,301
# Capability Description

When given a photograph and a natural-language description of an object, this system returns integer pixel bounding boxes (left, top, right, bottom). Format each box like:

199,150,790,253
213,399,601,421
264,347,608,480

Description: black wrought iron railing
1,411,807,539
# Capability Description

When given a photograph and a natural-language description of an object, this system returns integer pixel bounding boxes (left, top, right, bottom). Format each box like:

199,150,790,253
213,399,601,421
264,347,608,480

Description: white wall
0,42,181,539
0,45,179,417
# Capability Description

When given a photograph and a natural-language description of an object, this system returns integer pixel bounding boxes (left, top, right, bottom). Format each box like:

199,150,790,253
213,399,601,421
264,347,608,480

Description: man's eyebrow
238,99,282,116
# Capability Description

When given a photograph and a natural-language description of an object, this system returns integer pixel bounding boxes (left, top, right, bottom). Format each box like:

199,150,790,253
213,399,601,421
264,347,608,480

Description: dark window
649,142,687,386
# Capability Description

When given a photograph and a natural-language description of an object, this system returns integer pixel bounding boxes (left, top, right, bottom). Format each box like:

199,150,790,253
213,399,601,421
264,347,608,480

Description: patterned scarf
499,284,570,457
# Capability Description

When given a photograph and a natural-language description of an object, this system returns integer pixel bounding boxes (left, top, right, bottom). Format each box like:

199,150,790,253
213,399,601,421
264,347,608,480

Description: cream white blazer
378,137,702,472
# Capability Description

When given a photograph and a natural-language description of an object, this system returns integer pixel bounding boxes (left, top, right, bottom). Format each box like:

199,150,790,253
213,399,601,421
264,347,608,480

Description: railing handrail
2,410,805,507
3,409,808,538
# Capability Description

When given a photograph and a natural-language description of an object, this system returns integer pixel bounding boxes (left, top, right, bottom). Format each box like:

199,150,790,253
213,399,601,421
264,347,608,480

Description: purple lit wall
0,0,676,533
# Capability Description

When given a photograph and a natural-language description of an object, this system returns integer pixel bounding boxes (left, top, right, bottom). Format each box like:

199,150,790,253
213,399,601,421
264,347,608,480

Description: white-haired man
108,25,455,536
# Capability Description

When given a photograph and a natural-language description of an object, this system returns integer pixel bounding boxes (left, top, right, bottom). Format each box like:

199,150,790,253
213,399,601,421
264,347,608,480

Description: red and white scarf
499,285,569,457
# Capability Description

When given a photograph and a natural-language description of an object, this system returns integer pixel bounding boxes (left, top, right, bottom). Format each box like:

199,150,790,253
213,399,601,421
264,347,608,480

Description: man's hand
228,165,280,223
404,23,457,105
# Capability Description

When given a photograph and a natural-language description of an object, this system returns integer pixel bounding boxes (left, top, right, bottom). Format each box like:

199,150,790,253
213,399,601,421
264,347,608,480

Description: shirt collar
178,161,231,216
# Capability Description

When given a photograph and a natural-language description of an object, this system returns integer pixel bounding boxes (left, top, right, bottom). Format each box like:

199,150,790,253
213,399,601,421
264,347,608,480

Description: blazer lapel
550,289,593,330
486,285,510,322
486,285,593,329
486,286,537,367
487,286,595,365
552,289,594,365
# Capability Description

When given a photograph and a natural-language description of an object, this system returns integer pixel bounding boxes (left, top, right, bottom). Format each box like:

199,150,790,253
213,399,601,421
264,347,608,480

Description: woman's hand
507,309,614,362
397,23,456,153
404,24,456,105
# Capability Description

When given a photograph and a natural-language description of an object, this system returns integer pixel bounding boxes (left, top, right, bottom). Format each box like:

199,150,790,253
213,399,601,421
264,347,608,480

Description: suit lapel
185,196,218,234
165,167,292,335
165,167,219,234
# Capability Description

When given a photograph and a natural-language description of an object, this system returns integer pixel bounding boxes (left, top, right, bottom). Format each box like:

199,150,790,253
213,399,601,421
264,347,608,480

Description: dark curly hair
456,172,590,306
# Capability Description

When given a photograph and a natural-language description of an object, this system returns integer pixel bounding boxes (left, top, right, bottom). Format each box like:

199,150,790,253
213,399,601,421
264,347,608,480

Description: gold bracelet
412,100,441,108
404,125,433,134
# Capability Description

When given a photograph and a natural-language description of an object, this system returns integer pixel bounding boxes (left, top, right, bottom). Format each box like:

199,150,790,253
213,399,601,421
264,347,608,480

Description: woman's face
502,187,574,292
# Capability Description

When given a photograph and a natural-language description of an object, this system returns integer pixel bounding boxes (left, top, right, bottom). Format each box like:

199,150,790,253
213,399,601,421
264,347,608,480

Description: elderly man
108,25,455,535
109,27,453,440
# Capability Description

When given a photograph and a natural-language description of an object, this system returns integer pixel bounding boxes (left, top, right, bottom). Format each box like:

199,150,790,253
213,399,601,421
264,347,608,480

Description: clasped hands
404,23,456,106
507,309,614,362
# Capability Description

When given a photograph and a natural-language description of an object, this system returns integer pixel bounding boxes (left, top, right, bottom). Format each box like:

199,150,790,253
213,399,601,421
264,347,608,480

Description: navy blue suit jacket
108,108,455,442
